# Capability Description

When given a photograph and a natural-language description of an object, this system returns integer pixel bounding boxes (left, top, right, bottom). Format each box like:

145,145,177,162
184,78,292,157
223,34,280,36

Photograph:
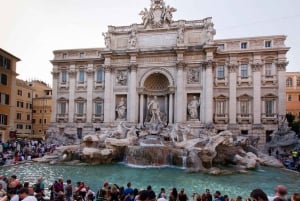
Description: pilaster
128,64,138,122
86,64,94,122
251,63,262,124
228,64,237,124
68,64,76,123
203,61,213,123
104,65,112,123
276,61,288,116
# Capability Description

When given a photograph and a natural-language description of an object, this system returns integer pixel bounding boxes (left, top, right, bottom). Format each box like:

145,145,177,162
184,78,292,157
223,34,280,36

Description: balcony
214,77,228,86
237,113,253,124
261,113,277,124
92,114,104,123
237,76,252,86
59,82,69,89
56,114,68,122
262,75,277,85
94,81,104,89
76,81,87,89
74,113,86,122
214,113,229,124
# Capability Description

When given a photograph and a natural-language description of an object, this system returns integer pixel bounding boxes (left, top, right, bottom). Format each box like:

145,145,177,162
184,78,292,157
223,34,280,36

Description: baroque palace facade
50,0,289,146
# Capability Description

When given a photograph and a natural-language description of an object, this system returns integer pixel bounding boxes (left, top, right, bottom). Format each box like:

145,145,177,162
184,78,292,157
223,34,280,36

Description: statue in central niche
145,96,167,134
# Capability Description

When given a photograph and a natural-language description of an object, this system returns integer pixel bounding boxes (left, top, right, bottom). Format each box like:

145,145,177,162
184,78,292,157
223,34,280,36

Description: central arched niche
144,73,169,92
142,72,171,124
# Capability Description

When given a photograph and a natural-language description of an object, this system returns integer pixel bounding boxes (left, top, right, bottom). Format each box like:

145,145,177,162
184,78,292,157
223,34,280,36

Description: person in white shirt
268,185,288,201
18,188,37,201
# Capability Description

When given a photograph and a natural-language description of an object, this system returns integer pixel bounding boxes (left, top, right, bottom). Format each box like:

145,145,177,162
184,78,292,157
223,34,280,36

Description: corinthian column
175,61,185,123
128,64,138,122
228,64,237,124
276,62,288,116
104,65,112,123
68,64,76,123
204,61,213,123
86,64,94,122
51,67,59,123
252,63,262,124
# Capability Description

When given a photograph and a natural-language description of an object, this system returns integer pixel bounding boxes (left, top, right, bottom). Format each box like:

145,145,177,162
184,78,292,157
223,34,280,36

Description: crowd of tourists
0,175,299,201
0,139,57,166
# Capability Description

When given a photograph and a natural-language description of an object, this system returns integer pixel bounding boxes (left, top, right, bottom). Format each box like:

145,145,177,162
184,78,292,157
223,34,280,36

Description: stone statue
163,5,176,24
177,26,184,46
188,96,200,120
116,97,126,120
128,28,137,48
102,32,111,49
147,96,162,123
116,70,127,86
139,8,152,28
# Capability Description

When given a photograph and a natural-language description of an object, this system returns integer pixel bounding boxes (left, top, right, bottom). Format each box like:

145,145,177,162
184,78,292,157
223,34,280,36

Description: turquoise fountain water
1,162,299,199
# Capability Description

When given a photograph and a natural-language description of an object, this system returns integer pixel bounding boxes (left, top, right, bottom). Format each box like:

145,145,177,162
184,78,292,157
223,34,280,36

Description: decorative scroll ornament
139,0,177,28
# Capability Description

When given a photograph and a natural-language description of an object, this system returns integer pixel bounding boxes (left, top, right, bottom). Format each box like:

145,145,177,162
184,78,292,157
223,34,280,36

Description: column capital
103,65,112,73
176,61,187,70
129,64,138,72
68,70,76,77
276,61,288,71
227,64,238,73
251,63,263,72
202,60,214,69
51,71,59,79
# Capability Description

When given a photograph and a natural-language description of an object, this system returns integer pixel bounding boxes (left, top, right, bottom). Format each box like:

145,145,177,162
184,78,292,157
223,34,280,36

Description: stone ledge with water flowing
43,121,283,175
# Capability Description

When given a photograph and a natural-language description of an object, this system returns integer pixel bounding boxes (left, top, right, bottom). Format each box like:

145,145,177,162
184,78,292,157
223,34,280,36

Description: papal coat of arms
139,0,177,28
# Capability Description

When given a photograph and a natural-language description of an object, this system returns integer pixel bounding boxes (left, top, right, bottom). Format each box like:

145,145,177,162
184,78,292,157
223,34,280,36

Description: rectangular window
299,95,300,101
0,93,9,105
78,70,85,83
241,64,248,78
61,71,67,83
96,69,103,83
63,53,67,59
297,78,300,87
265,63,272,76
240,101,249,115
79,52,84,58
26,125,32,129
17,113,22,120
0,55,11,69
265,40,272,48
216,101,226,115
77,102,84,115
39,119,42,124
1,74,7,85
241,42,248,49
265,100,274,116
95,102,103,115
0,114,8,125
17,124,23,129
32,119,36,124
288,94,292,101
217,66,225,79
28,92,31,98
27,114,31,121
59,102,66,114
18,90,22,96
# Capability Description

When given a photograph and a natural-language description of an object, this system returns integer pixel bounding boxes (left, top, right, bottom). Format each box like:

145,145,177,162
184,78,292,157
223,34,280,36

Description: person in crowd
146,186,156,201
268,185,288,201
7,189,18,201
169,188,178,201
85,186,95,201
18,187,37,201
0,183,6,199
202,189,212,201
0,176,7,191
250,189,268,201
178,188,188,201
124,182,134,201
214,191,224,201
158,188,166,199
64,179,73,201
109,184,119,201
157,193,168,201
291,193,300,201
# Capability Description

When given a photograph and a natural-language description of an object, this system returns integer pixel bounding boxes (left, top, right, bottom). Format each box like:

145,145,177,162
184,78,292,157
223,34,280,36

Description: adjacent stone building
286,72,300,121
49,0,289,148
0,48,20,142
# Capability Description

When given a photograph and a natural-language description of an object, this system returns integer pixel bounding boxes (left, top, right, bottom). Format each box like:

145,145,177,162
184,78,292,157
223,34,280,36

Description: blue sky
1,0,299,85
